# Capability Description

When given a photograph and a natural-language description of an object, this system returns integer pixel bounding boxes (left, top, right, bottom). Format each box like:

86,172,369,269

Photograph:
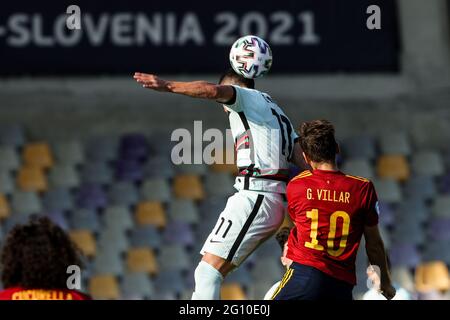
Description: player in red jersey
0,216,90,300
272,120,395,300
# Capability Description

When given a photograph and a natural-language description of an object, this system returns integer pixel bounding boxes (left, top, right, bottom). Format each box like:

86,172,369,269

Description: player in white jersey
134,69,304,300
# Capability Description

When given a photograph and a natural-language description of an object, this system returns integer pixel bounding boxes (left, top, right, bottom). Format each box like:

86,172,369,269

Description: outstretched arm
133,72,235,103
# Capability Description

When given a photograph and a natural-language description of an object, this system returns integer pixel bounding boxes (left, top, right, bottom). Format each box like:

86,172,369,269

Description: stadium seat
341,159,375,180
378,225,391,249
23,142,54,169
17,166,48,192
0,124,26,147
3,214,31,233
221,283,247,300
140,178,172,203
158,244,191,272
103,206,134,233
69,230,96,258
108,181,139,207
0,170,14,195
163,221,195,247
93,249,124,275
427,218,450,241
154,270,186,298
48,164,80,189
42,187,74,212
0,146,20,171
225,266,253,288
372,178,402,203
126,247,158,275
422,241,450,265
119,133,150,161
121,272,155,299
412,151,445,177
173,175,205,200
415,261,450,293
0,193,11,220
89,275,120,300
97,229,130,254
85,136,119,163
376,201,396,227
341,136,376,160
11,190,42,215
167,199,200,225
135,201,167,228
52,140,84,165
175,164,208,176
379,132,411,156
199,196,228,218
148,131,175,155
391,223,425,246
80,162,113,186
204,172,235,197
439,173,450,194
70,208,100,233
431,195,450,218
46,210,69,231
75,184,108,210
404,175,437,200
143,155,175,179
115,159,144,182
389,243,421,268
376,155,410,181
395,199,429,224
129,226,161,249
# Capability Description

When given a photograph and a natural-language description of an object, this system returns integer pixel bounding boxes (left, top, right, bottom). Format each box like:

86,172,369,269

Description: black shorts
271,262,354,300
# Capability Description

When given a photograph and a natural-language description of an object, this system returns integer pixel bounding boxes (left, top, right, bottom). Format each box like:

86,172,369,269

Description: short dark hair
219,68,255,89
275,227,291,251
299,120,338,163
1,216,83,289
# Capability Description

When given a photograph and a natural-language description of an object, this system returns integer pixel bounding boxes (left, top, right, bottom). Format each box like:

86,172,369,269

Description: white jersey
224,85,298,194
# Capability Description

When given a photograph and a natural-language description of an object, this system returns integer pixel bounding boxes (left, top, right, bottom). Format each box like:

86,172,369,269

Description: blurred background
0,0,449,300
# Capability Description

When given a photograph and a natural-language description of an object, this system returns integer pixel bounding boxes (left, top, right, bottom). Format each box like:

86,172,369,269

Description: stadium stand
0,128,449,300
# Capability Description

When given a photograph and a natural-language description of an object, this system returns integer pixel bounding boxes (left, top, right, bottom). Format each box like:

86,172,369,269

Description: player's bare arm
133,72,235,103
290,142,308,170
364,225,396,300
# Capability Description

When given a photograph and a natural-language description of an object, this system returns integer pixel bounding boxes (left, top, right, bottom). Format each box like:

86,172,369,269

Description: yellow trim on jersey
270,268,294,300
291,170,313,181
345,174,369,183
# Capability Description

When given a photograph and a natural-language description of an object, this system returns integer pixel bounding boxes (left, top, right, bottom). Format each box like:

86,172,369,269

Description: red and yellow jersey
0,287,91,300
286,169,379,285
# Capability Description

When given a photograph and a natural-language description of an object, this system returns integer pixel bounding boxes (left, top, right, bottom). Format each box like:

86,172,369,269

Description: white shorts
200,190,285,267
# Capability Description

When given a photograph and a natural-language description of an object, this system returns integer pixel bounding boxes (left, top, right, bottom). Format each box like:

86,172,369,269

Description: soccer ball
229,35,273,79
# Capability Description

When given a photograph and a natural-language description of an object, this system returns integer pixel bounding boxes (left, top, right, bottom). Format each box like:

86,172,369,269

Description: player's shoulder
343,173,372,186
290,170,313,182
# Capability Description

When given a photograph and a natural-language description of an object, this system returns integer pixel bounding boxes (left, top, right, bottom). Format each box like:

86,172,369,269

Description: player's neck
311,162,338,172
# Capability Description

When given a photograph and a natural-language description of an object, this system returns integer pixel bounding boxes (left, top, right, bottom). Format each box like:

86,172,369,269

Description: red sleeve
363,181,379,226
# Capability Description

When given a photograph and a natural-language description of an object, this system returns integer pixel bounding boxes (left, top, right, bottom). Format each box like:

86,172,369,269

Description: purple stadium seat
46,210,69,231
428,218,450,241
119,133,149,161
378,201,395,227
389,243,421,268
439,173,450,194
76,184,108,209
163,221,195,247
115,159,144,182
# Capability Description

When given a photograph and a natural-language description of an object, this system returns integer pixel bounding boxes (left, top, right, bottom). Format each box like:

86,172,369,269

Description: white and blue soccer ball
229,35,273,79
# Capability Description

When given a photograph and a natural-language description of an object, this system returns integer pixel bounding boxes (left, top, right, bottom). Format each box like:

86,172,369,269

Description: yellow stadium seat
415,261,450,292
221,283,247,300
377,155,410,181
0,194,11,220
135,201,167,228
89,275,120,300
17,166,48,192
69,230,97,258
173,175,205,200
210,148,238,175
126,247,158,275
23,142,54,169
